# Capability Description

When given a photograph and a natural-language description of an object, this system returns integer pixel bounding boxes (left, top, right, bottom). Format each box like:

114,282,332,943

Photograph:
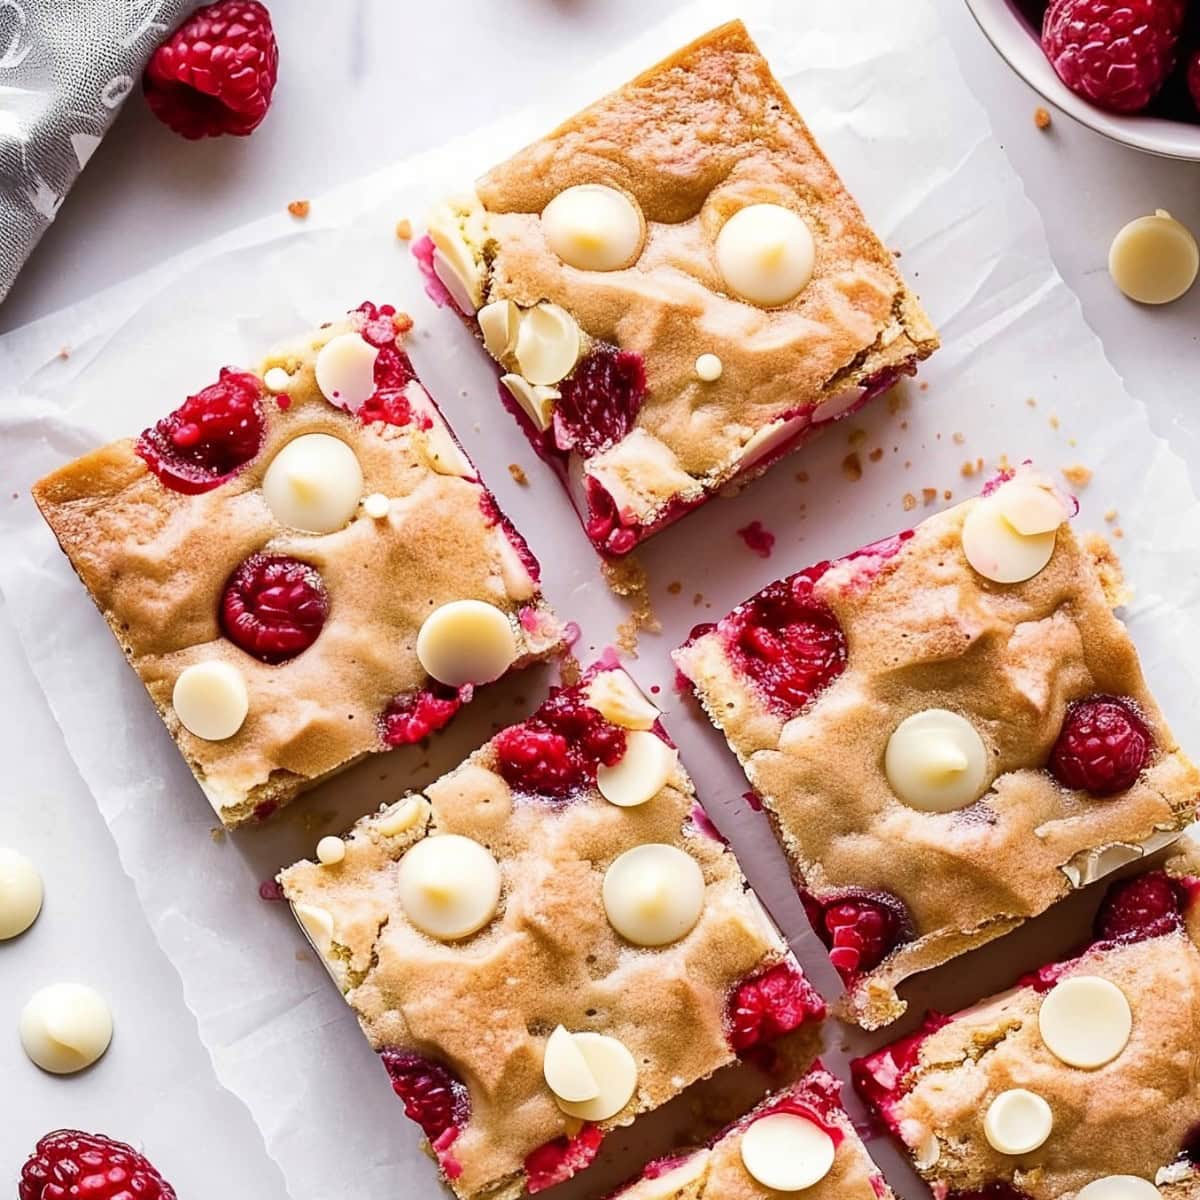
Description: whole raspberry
144,1,279,139
20,1130,176,1200
380,687,462,747
553,344,646,457
1049,695,1152,795
136,367,264,493
380,1050,470,1145
1093,871,1183,943
726,962,826,1052
524,1125,604,1193
1042,0,1186,113
804,890,910,981
220,554,329,662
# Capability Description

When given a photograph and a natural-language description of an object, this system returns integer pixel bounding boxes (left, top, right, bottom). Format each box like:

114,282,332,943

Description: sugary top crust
473,20,937,521
278,668,792,1200
676,495,1200,1026
32,311,561,826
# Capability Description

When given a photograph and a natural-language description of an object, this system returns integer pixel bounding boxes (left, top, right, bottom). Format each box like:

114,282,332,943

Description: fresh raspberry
524,1125,604,1193
380,1050,470,1145
726,962,826,1052
1049,695,1152,795
143,1,278,139
220,554,328,663
381,687,462,747
851,1013,951,1132
583,475,641,556
723,568,847,715
1093,871,1183,944
1041,0,1186,113
19,1130,176,1200
553,344,646,457
136,367,264,493
804,891,910,981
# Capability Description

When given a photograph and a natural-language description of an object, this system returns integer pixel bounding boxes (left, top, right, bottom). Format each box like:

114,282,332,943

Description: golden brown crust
33,312,564,827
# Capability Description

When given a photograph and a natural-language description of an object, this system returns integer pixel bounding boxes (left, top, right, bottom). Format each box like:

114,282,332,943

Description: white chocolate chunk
514,303,581,385
1109,210,1199,305
715,204,815,307
983,1089,1053,1155
554,1032,638,1121
423,419,473,478
378,795,428,837
362,492,390,519
263,365,292,393
20,983,113,1074
602,843,705,947
1077,1177,1160,1200
740,1112,836,1191
695,353,723,382
428,201,484,313
478,299,520,359
542,184,643,272
585,670,660,730
885,709,988,812
597,731,678,808
294,902,335,955
396,834,501,940
543,1024,600,1103
501,374,559,431
995,480,1069,536
316,836,345,866
416,599,517,688
0,848,43,940
493,531,536,602
961,495,1057,584
173,661,249,742
262,433,364,534
1038,976,1132,1068
315,331,379,410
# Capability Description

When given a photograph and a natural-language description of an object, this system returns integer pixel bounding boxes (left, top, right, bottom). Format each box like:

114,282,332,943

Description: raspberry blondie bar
853,842,1200,1199
675,467,1200,1027
278,666,825,1200
422,21,938,557
33,303,563,828
612,1067,892,1200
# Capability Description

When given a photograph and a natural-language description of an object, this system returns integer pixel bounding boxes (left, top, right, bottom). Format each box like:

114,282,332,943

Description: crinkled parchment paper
2,1,1199,1197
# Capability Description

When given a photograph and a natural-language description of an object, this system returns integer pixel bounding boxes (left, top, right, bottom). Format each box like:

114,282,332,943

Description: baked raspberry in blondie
278,666,824,1200
674,467,1200,1027
32,304,563,828
612,1066,892,1200
853,840,1200,1199
421,20,938,557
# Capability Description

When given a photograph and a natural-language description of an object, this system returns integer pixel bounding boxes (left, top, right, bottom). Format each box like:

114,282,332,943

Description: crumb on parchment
952,431,965,445
395,218,413,240
842,453,863,482
667,581,682,595
903,492,917,512
558,654,582,688
287,199,310,218
508,463,527,485
1035,106,1052,130
1104,508,1118,523
602,554,661,656
392,311,413,334
922,487,937,506
1062,463,1092,488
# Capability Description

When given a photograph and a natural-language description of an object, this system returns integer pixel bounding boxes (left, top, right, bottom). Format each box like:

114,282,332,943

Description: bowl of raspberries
965,0,1200,159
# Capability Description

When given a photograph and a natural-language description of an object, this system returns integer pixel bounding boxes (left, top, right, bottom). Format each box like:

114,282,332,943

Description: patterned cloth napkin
0,0,198,303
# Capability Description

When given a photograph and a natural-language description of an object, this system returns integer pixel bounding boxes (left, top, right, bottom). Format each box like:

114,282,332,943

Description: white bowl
964,0,1200,161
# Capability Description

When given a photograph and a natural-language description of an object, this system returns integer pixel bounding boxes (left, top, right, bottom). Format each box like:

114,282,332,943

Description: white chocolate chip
362,492,390,519
585,670,660,730
1038,976,1132,1069
961,494,1057,584
173,661,249,742
1077,1177,1160,1200
263,365,292,393
983,1089,1053,1155
734,414,808,473
396,834,501,941
19,982,113,1074
542,184,643,272
695,353,723,382
493,531,536,603
315,332,379,410
478,299,520,359
715,204,815,307
0,848,43,940
316,836,346,866
294,902,335,955
740,1112,836,1191
602,843,705,947
543,1024,600,1103
501,374,558,430
416,599,517,688
377,795,428,837
1109,210,1198,305
596,731,678,808
428,199,485,313
885,709,988,812
262,433,364,534
553,1032,638,1121
514,303,581,386
995,480,1070,536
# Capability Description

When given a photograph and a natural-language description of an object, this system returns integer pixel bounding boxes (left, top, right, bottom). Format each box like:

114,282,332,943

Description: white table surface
2,0,1198,1195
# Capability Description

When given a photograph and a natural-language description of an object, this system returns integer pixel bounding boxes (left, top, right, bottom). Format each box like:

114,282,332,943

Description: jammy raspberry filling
379,686,463,747
381,1050,470,1168
524,1125,604,1194
725,961,826,1051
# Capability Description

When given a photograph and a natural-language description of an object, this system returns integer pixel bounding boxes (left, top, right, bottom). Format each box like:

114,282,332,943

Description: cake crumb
287,199,310,219
1104,507,1118,523
795,471,809,484
848,428,867,448
1034,106,1052,130
919,381,929,392
961,459,978,478
1113,527,1124,539
842,453,863,482
868,447,883,463
922,487,938,506
57,346,71,360
1026,397,1037,407
395,218,413,240
1061,463,1092,488
507,463,528,485
558,654,582,688
667,581,682,595
602,556,661,652
943,489,953,500
1049,413,1060,430
210,827,225,844
693,592,704,606
391,311,413,334
903,492,917,511
952,431,965,445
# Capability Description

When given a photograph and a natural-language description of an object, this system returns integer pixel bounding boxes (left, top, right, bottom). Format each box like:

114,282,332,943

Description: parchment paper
3,1,1200,1197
